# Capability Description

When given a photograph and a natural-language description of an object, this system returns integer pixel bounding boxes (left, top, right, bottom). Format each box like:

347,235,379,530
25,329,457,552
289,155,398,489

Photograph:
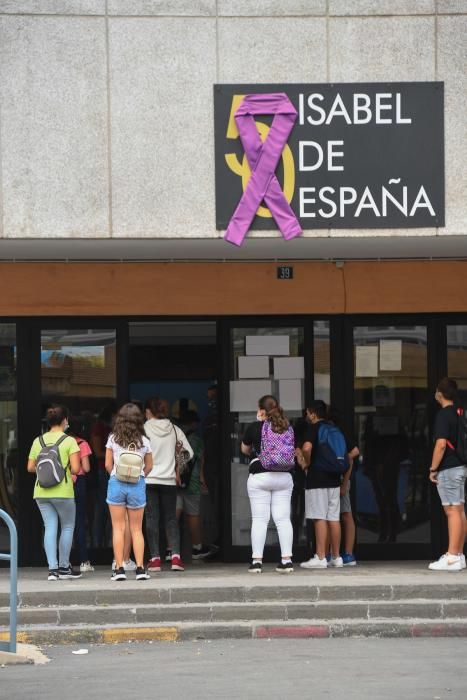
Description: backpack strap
55,434,69,448
316,421,325,443
55,434,70,476
38,435,46,448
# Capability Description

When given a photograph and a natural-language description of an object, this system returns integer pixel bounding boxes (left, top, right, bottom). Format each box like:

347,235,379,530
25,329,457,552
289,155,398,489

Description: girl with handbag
144,397,193,572
105,403,153,581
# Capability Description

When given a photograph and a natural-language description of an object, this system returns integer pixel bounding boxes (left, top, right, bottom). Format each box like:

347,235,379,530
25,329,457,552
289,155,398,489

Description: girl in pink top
69,418,94,573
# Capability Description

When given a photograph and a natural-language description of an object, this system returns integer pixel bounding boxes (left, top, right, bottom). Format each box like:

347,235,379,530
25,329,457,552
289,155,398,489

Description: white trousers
247,472,293,559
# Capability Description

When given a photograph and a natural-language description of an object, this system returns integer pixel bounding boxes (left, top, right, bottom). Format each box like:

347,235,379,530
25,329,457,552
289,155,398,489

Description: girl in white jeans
241,394,310,574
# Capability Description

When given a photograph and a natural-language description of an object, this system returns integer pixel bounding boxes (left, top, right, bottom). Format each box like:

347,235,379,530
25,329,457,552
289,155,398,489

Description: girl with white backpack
105,403,153,581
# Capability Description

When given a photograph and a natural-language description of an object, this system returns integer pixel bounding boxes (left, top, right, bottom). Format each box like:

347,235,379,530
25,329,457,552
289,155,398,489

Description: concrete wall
0,0,465,242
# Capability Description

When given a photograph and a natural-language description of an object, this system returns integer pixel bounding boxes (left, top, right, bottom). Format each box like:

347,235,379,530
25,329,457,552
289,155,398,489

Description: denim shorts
437,465,467,506
106,475,146,509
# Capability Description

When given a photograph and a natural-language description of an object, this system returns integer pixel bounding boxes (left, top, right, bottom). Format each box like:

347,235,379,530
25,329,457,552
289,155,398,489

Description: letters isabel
298,92,412,126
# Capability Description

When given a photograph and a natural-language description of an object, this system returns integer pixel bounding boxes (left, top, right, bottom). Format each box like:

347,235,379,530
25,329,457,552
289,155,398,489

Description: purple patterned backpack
258,420,295,471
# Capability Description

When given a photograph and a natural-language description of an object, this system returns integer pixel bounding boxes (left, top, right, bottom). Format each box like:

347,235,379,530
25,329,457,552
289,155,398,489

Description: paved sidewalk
1,562,466,643
1,639,467,699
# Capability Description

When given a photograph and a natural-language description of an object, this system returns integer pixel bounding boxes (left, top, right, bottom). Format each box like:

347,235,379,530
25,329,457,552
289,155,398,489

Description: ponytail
45,404,69,428
258,394,289,433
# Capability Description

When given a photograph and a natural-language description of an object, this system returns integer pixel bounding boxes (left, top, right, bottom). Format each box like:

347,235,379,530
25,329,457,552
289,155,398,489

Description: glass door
352,324,430,556
40,327,118,554
226,323,310,553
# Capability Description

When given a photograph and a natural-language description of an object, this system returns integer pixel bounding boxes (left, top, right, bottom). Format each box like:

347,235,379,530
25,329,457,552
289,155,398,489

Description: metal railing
0,509,17,654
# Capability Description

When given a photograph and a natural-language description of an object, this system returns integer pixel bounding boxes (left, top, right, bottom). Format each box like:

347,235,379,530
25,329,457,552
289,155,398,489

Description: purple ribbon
224,93,302,247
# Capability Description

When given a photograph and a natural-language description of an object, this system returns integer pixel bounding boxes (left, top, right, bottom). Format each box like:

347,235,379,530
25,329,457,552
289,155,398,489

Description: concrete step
2,564,466,640
3,618,467,645
2,582,467,608
2,599,467,627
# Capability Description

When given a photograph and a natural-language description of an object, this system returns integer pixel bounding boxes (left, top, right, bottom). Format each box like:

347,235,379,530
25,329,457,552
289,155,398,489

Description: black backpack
36,434,68,488
447,407,467,464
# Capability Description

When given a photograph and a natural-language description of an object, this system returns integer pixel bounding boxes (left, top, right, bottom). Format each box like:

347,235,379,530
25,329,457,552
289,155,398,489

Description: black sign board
214,83,444,231
277,266,294,280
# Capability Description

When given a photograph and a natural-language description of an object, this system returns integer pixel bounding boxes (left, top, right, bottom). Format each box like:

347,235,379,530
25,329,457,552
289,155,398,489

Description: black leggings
145,484,180,557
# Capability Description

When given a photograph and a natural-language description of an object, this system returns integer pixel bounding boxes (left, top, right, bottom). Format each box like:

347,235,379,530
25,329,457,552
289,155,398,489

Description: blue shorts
106,475,146,509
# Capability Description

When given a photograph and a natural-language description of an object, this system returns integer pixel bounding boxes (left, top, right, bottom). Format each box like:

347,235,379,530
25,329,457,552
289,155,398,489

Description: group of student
242,378,467,574
27,398,213,581
241,394,358,573
27,378,467,580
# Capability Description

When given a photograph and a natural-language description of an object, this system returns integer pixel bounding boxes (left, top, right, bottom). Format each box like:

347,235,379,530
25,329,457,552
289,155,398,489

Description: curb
3,620,467,645
0,650,34,666
4,582,467,609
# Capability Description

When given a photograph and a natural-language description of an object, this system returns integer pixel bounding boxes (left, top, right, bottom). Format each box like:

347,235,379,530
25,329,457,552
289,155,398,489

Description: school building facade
0,1,466,564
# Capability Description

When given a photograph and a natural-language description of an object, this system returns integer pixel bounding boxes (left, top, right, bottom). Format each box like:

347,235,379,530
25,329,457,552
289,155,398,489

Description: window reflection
353,326,430,545
40,329,117,551
447,325,467,408
314,321,330,405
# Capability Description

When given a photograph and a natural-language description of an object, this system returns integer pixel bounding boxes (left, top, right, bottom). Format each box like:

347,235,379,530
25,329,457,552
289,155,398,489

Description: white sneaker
329,556,344,568
79,561,94,573
428,553,463,572
300,555,328,569
460,554,466,569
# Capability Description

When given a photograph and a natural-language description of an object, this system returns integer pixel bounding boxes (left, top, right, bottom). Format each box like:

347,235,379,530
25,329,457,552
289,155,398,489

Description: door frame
334,313,450,560
218,315,319,563
14,316,127,565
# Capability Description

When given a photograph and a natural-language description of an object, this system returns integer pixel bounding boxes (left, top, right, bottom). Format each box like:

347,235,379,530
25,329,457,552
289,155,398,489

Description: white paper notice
355,346,378,378
273,357,305,379
246,335,289,356
238,356,270,379
379,340,402,371
278,379,303,410
230,380,272,412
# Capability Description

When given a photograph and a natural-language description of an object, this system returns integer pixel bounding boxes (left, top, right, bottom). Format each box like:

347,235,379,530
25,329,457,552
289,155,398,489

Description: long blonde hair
258,395,289,433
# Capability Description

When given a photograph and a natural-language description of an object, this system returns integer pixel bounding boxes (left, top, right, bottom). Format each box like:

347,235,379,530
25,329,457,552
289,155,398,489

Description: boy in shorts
428,378,467,571
299,400,343,570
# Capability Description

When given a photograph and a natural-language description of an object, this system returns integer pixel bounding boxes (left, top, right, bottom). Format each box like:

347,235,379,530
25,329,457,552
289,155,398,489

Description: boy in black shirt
297,400,343,570
428,377,467,572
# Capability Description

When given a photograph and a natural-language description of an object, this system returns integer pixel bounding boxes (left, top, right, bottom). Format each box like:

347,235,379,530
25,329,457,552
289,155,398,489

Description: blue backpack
314,422,349,474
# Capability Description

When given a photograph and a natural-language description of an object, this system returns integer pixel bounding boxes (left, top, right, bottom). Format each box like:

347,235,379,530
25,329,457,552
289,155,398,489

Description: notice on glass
278,379,303,410
238,356,270,379
379,339,402,371
230,380,272,412
355,346,378,378
273,357,304,379
246,335,289,356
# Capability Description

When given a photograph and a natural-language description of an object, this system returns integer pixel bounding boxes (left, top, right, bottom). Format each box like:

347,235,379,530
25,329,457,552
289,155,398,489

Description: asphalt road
1,638,466,699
